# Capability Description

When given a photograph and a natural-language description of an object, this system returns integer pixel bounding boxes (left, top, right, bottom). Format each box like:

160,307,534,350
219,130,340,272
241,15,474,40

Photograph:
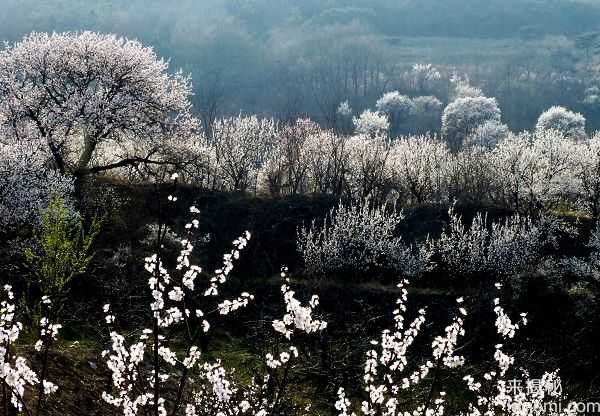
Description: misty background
2,0,600,132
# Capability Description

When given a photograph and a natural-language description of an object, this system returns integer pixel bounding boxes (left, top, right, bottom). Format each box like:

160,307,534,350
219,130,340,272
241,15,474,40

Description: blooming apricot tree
0,32,198,179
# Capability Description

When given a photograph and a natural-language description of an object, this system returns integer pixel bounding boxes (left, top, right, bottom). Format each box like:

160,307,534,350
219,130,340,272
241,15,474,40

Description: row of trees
3,110,598,232
0,33,593,217
146,119,598,219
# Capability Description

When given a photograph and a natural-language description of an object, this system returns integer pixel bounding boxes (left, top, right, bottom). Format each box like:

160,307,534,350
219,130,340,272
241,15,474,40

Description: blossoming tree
0,32,198,180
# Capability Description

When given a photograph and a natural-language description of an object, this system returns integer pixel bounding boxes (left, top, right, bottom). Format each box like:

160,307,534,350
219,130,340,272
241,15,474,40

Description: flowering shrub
411,95,443,116
297,199,433,278
337,100,353,117
375,92,414,135
256,119,320,196
211,115,278,192
436,206,547,278
572,133,600,218
560,221,600,281
345,134,390,200
101,195,328,416
411,64,442,93
488,130,577,213
450,76,483,99
464,120,510,150
376,92,414,117
386,135,450,204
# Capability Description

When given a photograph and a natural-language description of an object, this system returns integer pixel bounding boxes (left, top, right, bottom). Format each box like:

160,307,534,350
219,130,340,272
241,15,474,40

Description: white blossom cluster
337,280,468,416
458,283,577,416
353,110,390,136
386,135,450,204
101,195,331,416
411,96,443,116
337,101,353,117
257,119,333,196
0,286,60,412
335,279,577,416
102,198,255,414
411,64,442,93
376,92,414,120
442,96,502,151
451,78,483,100
369,90,443,135
536,106,586,141
210,115,278,192
464,120,510,150
186,270,327,416
272,268,327,339
560,221,600,281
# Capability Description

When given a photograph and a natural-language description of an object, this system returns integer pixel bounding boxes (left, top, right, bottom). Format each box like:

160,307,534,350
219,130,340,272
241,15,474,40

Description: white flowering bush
536,106,586,141
255,119,320,196
297,199,433,278
573,133,600,218
436,206,546,278
411,64,442,93
560,221,600,281
375,92,414,135
100,192,330,416
337,100,353,117
489,130,577,213
211,115,278,192
345,134,390,200
411,96,443,115
376,92,414,117
447,145,495,204
450,76,483,100
464,120,510,150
